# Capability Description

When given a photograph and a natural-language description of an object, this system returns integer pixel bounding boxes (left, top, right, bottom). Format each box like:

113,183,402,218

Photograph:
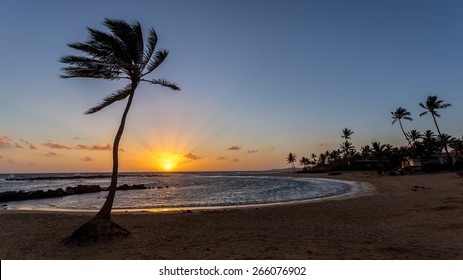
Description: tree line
287,95,462,173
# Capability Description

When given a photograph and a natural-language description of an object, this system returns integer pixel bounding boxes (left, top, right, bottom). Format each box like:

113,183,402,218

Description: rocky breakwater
0,184,147,203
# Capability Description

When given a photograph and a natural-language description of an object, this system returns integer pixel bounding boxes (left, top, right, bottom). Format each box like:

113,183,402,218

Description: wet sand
1,171,462,259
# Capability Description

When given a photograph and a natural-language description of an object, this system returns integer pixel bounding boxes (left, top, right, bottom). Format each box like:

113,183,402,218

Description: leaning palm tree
419,95,452,165
391,107,413,144
60,18,180,244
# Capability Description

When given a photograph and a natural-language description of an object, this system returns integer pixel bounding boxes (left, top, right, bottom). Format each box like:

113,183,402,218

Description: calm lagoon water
0,172,354,210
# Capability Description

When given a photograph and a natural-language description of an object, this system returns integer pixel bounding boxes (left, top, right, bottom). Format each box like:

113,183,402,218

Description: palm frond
142,28,158,69
60,55,122,79
144,50,168,75
85,84,133,114
149,78,181,91
103,18,144,65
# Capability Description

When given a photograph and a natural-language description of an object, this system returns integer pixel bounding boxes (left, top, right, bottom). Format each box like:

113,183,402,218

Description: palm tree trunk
399,120,410,144
95,87,136,220
432,115,453,165
63,86,136,245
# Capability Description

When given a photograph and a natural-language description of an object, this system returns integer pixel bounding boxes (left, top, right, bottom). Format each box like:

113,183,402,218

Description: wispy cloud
228,146,241,151
247,150,258,153
0,136,13,149
229,158,240,163
45,152,59,157
81,156,93,162
25,141,38,150
18,139,39,150
216,156,227,160
42,141,112,151
74,143,111,151
43,142,72,150
318,143,331,149
184,152,201,160
0,136,27,149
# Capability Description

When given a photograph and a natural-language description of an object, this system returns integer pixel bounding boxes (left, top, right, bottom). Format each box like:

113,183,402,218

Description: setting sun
158,152,182,171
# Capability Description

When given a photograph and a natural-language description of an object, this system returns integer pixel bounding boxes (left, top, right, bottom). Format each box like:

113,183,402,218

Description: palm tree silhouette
287,152,297,173
391,107,413,144
419,95,452,165
60,18,180,244
371,141,387,173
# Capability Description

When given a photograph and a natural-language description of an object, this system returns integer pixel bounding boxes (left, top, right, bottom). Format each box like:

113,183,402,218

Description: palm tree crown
419,95,451,119
391,107,413,125
391,106,413,144
61,18,180,114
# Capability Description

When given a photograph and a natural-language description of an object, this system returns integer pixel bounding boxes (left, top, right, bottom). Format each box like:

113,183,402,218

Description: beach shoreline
0,176,372,214
1,171,462,259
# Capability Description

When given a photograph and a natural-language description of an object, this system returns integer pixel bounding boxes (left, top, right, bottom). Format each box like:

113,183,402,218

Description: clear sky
1,0,462,173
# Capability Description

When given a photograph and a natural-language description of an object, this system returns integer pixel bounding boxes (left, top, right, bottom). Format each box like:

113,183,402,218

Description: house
401,157,422,170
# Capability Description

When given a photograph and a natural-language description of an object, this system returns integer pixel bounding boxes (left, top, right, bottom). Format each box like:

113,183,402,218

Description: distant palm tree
391,107,413,144
60,18,180,244
419,95,452,165
420,130,440,163
299,156,310,169
371,141,387,173
449,137,463,158
318,153,327,168
310,153,317,164
360,145,371,159
287,152,297,173
341,128,354,141
407,130,422,144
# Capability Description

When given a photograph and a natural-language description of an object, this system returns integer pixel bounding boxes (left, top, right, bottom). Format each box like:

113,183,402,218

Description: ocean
0,172,354,211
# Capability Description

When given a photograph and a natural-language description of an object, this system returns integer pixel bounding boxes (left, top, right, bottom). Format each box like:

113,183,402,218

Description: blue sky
1,0,462,172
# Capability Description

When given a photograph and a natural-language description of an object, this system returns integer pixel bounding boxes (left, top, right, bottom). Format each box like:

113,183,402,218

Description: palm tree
299,156,308,168
360,145,372,159
340,128,355,169
407,130,422,144
287,152,297,173
449,137,463,159
371,141,387,173
391,107,413,143
60,18,180,244
419,95,452,165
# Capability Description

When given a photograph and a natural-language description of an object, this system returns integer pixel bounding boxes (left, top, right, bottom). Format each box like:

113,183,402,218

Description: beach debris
412,185,428,192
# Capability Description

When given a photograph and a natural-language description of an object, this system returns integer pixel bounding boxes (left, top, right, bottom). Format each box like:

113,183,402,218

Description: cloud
216,156,227,160
27,142,38,150
0,155,3,159
0,136,13,149
264,147,275,152
229,158,240,163
227,146,241,151
74,143,111,151
43,142,72,150
45,152,59,157
0,136,22,149
81,156,93,162
43,141,112,151
184,153,201,160
318,143,331,149
21,140,39,150
247,150,258,153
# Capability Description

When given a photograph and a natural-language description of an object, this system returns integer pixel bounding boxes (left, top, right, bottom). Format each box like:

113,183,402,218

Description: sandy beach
1,171,462,259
